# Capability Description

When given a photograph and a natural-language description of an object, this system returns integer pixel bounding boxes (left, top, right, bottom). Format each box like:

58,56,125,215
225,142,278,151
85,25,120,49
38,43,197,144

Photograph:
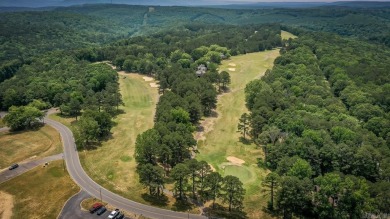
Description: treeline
242,32,390,217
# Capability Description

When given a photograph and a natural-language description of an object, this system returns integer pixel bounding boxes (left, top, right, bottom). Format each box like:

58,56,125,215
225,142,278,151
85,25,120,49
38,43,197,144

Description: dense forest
1,4,389,83
0,3,389,218
243,31,390,217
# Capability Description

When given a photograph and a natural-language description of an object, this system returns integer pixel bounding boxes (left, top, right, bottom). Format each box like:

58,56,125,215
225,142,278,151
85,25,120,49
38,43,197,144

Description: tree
137,163,164,196
3,106,44,130
69,97,82,120
313,173,343,218
74,115,100,146
262,172,280,211
220,71,231,91
197,161,212,197
221,175,245,212
238,113,250,140
171,163,190,200
185,159,201,199
287,158,313,180
276,176,313,218
203,172,223,208
135,129,160,165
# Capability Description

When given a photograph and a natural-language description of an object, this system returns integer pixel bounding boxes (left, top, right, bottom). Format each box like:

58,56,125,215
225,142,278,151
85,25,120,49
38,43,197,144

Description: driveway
0,153,63,184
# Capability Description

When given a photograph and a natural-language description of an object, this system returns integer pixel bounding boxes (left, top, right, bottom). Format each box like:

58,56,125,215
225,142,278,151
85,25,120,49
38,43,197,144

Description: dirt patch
228,63,236,67
143,76,154,82
149,83,159,88
228,68,236,72
0,191,14,219
227,156,245,166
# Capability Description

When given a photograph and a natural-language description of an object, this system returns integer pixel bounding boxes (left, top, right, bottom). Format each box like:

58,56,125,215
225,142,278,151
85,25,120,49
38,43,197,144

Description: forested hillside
244,32,390,217
1,4,389,84
0,3,389,218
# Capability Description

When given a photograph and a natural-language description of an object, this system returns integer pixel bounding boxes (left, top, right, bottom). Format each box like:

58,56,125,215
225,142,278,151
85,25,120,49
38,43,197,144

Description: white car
108,209,119,219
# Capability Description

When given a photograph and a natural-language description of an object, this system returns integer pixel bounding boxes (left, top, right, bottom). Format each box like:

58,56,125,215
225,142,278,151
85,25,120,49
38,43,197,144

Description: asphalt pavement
0,153,63,184
45,117,206,219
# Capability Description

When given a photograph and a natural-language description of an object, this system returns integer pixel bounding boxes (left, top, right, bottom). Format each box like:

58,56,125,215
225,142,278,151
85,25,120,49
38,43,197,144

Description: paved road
45,118,206,219
0,153,63,184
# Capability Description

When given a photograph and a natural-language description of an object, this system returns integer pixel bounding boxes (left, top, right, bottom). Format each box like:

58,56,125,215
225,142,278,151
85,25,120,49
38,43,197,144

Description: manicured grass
79,73,160,204
0,125,62,169
196,50,280,218
281,30,298,40
223,165,254,184
0,160,79,219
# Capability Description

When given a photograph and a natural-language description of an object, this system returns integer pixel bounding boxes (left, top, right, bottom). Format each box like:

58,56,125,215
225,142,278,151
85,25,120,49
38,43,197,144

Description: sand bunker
228,63,236,67
149,83,159,88
228,68,236,72
143,76,154,82
0,191,14,219
227,156,245,166
209,164,216,172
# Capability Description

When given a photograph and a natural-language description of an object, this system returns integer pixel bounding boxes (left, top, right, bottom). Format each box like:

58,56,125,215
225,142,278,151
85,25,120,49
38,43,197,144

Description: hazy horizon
1,0,389,8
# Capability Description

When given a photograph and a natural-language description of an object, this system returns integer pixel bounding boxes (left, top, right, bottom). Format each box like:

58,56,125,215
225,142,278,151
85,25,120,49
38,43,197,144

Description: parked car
96,206,107,215
115,213,125,219
108,209,120,218
9,164,19,170
89,202,103,213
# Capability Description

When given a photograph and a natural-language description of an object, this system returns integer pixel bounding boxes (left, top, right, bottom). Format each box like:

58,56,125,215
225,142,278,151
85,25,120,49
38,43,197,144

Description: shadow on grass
239,137,251,145
141,193,168,207
80,142,102,151
204,204,248,219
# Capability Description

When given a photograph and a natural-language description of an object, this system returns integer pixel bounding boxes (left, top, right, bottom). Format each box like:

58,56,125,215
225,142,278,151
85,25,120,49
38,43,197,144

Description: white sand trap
228,63,236,67
150,83,159,88
227,156,245,165
143,76,154,82
228,68,236,71
0,191,14,219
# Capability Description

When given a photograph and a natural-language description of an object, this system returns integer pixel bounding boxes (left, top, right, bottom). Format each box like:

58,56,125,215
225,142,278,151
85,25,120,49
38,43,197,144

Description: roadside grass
81,198,108,210
0,125,62,169
281,30,298,40
0,160,79,219
0,118,4,128
196,50,279,219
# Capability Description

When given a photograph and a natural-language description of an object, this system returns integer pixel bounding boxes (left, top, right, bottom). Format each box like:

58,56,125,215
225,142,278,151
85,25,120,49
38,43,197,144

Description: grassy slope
80,73,159,204
281,30,298,40
0,125,62,169
0,160,79,219
196,49,280,219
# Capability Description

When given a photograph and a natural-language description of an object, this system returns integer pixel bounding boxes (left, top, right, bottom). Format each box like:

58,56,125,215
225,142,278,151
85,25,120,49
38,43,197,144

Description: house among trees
196,64,207,77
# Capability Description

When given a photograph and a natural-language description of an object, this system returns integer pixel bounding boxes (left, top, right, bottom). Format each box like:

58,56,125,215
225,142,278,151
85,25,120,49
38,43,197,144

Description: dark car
96,206,107,215
115,213,125,219
9,164,19,170
89,202,103,213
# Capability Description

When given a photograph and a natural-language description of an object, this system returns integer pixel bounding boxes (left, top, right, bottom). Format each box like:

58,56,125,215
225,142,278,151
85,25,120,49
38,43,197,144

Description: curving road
45,117,206,219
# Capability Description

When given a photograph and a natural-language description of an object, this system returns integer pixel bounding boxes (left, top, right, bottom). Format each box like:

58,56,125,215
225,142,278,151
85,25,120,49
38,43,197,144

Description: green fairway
196,50,280,218
0,160,79,219
281,30,298,40
80,72,159,204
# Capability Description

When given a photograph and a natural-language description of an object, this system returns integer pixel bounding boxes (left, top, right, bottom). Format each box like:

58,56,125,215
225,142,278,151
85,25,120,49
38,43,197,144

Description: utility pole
100,188,102,202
